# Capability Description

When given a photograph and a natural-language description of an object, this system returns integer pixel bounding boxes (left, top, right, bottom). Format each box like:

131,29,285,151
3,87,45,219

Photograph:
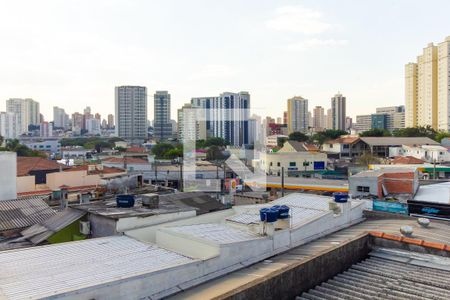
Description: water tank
278,205,290,219
116,194,135,208
333,192,348,203
259,208,279,223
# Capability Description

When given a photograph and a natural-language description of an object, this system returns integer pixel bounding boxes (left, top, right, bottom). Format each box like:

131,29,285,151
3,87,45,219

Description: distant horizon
0,0,448,121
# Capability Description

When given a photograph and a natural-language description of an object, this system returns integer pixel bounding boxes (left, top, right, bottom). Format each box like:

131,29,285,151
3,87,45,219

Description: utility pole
179,157,183,192
155,160,158,185
281,166,285,197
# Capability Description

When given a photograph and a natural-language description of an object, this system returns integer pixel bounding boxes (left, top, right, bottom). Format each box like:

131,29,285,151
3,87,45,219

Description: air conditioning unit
79,221,91,235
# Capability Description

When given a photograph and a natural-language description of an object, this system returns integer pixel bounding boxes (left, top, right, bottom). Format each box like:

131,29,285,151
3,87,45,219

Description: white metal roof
413,182,450,204
169,223,262,244
0,236,194,300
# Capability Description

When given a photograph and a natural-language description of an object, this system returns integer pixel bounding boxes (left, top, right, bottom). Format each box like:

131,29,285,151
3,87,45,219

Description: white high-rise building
6,98,40,135
86,118,101,135
40,121,53,138
0,112,20,139
115,86,148,143
177,103,206,141
191,92,251,146
405,37,450,130
53,106,69,129
331,93,346,131
287,96,308,133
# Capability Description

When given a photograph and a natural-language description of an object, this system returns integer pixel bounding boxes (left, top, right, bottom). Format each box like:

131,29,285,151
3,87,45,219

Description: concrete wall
46,170,100,190
223,234,370,300
259,152,327,175
349,175,379,197
116,210,196,232
125,209,234,243
0,152,16,200
16,175,36,193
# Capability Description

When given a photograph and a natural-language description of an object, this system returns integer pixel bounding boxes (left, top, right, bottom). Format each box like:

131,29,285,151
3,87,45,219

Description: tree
359,128,392,137
203,137,229,147
0,139,45,157
357,152,381,167
151,143,174,158
288,131,308,142
393,126,437,139
277,137,287,147
164,148,183,159
310,129,348,145
435,131,450,143
206,145,225,161
0,135,3,145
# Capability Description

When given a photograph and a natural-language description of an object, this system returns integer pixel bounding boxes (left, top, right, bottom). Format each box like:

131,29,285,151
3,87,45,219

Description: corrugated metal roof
0,236,194,300
299,249,450,300
360,136,439,146
20,208,86,244
0,197,57,232
170,223,262,244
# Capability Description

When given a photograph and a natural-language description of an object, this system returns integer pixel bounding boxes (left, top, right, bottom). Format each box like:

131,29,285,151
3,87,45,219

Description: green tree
206,145,225,161
151,143,174,158
203,137,230,147
0,135,3,146
164,148,183,159
357,152,381,167
277,137,287,147
393,126,437,139
310,129,348,145
435,131,450,143
288,131,308,142
0,139,46,157
359,128,392,137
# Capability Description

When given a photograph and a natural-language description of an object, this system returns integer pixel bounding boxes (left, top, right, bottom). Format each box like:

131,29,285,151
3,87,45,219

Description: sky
0,0,449,121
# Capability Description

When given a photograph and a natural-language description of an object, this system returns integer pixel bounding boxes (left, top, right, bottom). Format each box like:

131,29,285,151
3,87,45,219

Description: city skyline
0,1,449,121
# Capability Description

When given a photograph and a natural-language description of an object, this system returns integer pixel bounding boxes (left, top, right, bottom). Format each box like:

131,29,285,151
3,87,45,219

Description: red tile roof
126,147,147,153
65,165,125,175
327,136,360,145
102,157,149,164
392,156,425,165
17,157,68,177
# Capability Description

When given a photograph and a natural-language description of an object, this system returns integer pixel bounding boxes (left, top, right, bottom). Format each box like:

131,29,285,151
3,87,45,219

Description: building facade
6,98,40,135
191,92,250,146
312,106,325,132
405,37,450,131
115,86,148,143
53,106,69,129
0,112,20,139
287,96,308,133
107,114,114,129
331,93,346,131
153,91,172,141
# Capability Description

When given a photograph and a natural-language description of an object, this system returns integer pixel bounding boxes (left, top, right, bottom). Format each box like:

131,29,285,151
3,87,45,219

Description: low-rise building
256,151,327,176
22,139,61,154
278,140,319,153
389,144,450,162
349,168,419,199
102,157,152,172
322,136,367,158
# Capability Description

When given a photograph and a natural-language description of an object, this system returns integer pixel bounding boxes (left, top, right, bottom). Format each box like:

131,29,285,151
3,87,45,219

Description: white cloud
285,38,348,51
266,5,334,35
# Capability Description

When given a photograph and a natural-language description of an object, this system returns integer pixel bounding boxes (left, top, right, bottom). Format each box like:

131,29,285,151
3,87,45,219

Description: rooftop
360,136,439,146
17,157,67,176
351,168,415,178
327,136,360,145
392,156,425,164
300,248,450,300
102,157,150,164
0,236,195,300
0,197,56,232
412,181,450,204
65,164,125,175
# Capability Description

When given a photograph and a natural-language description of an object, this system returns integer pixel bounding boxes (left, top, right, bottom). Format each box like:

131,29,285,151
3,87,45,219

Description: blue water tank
333,192,348,203
278,205,290,219
260,208,279,222
116,194,135,208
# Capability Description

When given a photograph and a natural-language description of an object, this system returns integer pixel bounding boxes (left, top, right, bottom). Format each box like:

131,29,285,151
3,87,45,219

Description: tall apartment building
405,37,450,130
313,106,325,132
287,96,308,133
71,112,84,133
40,121,53,138
326,109,332,130
115,86,148,143
153,91,172,141
6,98,40,135
345,116,353,131
53,106,69,129
107,114,114,129
0,112,20,139
331,93,346,131
191,92,250,146
354,115,372,132
177,103,206,141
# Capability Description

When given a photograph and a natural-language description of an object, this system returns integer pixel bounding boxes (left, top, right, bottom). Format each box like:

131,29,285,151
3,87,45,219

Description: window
357,186,370,193
329,144,333,148
270,162,273,166
289,162,296,167
343,144,349,149
277,162,281,167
